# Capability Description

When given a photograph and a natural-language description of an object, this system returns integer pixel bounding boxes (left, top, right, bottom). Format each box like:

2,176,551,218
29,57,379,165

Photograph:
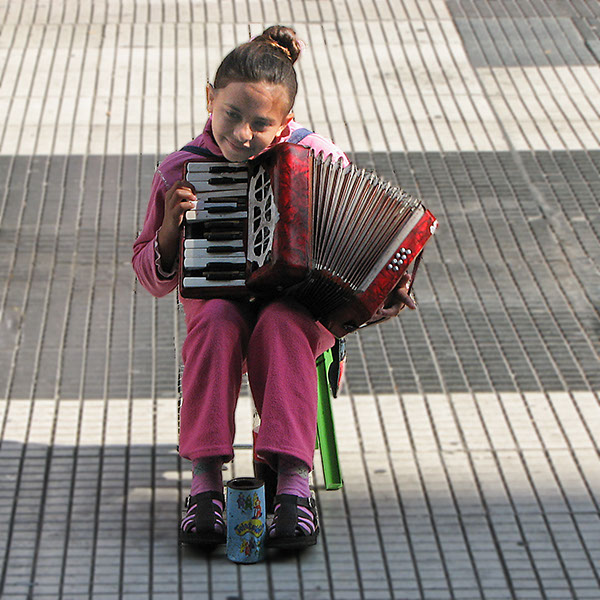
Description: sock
190,456,224,496
276,455,311,498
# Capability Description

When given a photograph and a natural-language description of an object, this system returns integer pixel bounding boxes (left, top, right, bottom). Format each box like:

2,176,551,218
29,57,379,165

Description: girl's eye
226,111,240,121
253,121,269,132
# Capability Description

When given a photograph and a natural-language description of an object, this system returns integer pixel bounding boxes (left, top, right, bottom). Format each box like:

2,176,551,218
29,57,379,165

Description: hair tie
266,39,293,61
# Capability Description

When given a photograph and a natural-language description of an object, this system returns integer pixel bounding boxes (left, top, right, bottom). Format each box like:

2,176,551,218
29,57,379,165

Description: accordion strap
287,127,313,145
406,250,423,296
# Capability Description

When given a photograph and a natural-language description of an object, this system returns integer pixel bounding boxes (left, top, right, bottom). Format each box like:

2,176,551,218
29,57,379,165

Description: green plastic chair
315,344,344,490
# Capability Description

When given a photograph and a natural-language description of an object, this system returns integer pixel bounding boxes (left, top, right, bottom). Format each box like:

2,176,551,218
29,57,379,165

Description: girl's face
207,80,293,162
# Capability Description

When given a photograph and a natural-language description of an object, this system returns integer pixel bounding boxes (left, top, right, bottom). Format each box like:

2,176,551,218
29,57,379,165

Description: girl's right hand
157,180,196,273
163,180,197,232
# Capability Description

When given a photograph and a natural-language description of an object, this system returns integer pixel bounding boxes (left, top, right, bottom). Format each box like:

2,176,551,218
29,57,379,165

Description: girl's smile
207,80,292,162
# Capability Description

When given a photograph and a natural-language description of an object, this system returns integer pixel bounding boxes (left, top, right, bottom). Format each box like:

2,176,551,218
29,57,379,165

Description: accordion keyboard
181,161,249,292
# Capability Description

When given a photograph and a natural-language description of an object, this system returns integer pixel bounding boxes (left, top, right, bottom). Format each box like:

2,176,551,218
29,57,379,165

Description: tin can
226,477,267,563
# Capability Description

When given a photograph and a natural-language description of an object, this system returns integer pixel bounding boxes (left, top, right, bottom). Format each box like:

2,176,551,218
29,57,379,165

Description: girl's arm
132,172,193,298
156,180,196,273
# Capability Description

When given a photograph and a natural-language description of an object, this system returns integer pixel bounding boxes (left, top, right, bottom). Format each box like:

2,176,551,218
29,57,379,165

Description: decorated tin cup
226,477,267,563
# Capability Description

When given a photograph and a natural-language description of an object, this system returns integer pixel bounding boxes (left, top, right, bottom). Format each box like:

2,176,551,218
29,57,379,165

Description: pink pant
178,298,335,469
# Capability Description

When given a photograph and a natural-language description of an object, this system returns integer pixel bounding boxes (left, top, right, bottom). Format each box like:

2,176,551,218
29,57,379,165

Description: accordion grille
311,153,420,291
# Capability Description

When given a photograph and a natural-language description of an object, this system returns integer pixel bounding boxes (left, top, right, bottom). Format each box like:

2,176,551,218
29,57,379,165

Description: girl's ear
206,83,215,113
276,111,294,136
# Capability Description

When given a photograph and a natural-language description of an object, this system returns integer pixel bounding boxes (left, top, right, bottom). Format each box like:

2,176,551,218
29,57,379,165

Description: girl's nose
233,122,253,144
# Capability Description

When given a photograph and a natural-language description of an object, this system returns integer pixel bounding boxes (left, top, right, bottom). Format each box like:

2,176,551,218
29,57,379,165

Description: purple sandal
267,494,319,549
179,491,226,547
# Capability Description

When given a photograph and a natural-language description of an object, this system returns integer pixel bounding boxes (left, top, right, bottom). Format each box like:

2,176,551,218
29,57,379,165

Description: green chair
315,341,344,490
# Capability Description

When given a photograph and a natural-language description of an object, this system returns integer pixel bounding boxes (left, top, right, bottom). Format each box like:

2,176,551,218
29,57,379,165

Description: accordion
179,143,438,337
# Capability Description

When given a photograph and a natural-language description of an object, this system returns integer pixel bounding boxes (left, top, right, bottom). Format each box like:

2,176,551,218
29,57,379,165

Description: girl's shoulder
153,150,190,191
155,135,223,189
282,123,349,165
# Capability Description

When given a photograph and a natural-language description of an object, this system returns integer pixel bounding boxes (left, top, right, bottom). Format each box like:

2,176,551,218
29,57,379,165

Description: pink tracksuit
132,118,349,469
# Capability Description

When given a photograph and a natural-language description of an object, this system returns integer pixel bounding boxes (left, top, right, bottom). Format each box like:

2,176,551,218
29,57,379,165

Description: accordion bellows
180,143,437,337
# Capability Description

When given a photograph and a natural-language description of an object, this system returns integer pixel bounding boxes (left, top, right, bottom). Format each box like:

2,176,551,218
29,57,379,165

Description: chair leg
316,351,343,490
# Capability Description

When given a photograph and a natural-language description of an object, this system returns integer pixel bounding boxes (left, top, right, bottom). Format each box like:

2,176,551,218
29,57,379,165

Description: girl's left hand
366,273,417,325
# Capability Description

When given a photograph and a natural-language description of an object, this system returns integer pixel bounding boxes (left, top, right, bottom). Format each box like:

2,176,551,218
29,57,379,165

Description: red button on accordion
179,142,438,337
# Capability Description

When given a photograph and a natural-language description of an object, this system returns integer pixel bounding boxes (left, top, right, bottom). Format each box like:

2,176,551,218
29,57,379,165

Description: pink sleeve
301,134,350,167
132,171,179,298
281,123,350,167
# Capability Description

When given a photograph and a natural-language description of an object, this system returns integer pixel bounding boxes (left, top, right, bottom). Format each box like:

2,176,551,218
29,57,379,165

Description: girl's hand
366,273,417,325
157,180,196,273
163,180,197,231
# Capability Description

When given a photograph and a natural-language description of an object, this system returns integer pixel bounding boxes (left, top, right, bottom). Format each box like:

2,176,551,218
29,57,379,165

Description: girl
132,25,415,550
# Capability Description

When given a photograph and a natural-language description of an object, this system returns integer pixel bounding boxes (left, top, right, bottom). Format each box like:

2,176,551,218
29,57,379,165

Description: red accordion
179,143,438,337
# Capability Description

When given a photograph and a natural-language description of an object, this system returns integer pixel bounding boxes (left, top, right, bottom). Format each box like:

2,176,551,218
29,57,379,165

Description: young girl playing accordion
132,25,415,550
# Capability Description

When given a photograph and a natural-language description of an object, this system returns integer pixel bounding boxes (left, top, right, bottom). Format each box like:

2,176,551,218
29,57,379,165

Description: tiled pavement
1,1,600,599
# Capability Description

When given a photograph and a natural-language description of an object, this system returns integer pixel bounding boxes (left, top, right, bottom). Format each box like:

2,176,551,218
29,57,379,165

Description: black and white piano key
194,189,248,199
184,248,246,259
184,239,244,250
188,180,248,193
185,209,248,222
182,277,247,288
186,161,247,173
183,255,246,269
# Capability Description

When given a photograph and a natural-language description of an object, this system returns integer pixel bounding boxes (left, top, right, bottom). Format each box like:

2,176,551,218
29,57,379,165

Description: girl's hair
213,25,302,111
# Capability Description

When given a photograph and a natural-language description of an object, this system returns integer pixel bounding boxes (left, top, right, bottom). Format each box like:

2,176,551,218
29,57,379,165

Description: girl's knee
258,299,311,326
186,299,250,333
183,300,253,359
181,299,252,369
254,299,334,353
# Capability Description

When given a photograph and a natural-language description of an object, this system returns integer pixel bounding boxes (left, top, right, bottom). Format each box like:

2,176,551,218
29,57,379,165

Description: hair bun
260,25,302,64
